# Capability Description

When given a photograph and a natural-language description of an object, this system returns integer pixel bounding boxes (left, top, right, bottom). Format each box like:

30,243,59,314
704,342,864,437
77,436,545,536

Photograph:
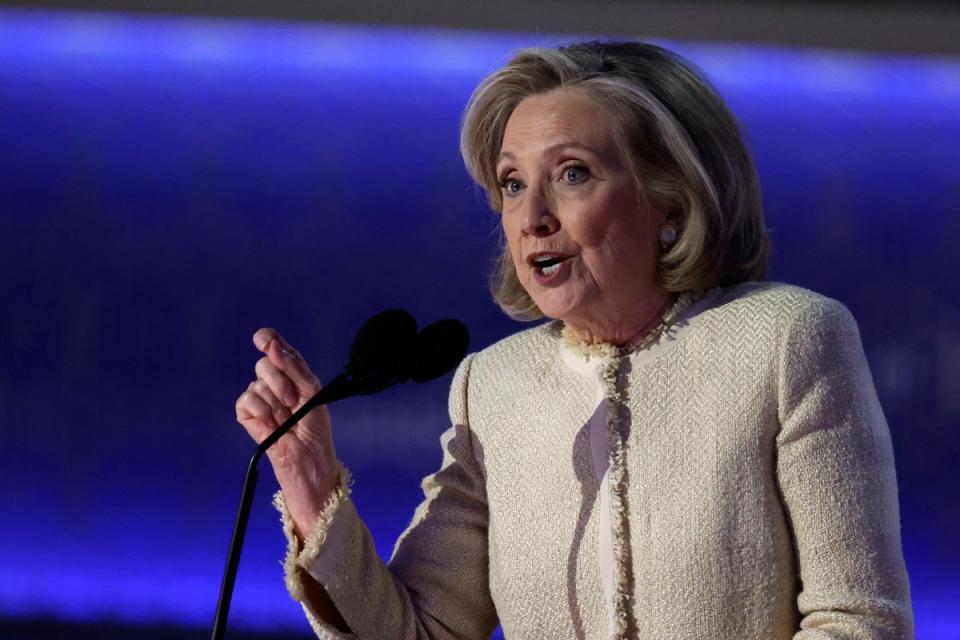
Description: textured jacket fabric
275,282,914,639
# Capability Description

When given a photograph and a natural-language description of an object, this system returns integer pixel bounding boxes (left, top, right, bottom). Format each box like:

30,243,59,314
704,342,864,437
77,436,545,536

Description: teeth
534,255,562,265
541,262,562,275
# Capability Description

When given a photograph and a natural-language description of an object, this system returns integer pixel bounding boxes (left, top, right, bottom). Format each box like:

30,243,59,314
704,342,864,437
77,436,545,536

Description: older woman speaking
235,41,913,639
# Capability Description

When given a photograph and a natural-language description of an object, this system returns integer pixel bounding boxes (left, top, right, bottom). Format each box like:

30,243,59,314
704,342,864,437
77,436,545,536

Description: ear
645,198,672,228
651,196,683,229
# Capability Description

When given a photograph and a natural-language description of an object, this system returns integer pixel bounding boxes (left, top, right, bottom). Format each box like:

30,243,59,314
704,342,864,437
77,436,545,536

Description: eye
499,176,525,197
561,165,590,185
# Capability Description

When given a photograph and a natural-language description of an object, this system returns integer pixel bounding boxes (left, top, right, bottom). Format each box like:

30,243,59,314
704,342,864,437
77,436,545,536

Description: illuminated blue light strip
0,8,531,73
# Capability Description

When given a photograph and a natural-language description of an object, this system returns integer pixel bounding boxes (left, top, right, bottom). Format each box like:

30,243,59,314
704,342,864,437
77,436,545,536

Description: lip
526,251,573,267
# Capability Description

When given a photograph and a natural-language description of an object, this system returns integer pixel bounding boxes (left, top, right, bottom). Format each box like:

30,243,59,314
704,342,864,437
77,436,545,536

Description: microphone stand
211,372,355,640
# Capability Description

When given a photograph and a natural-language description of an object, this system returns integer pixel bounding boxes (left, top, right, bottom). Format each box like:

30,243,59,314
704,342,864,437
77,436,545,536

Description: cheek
580,197,657,264
500,216,525,269
576,204,637,251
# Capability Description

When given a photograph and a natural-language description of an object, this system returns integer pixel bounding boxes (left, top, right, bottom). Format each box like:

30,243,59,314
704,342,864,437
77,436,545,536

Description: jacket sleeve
775,297,914,639
275,352,499,639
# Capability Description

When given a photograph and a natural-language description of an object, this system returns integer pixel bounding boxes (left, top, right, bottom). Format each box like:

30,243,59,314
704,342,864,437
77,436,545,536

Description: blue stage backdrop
1,8,958,638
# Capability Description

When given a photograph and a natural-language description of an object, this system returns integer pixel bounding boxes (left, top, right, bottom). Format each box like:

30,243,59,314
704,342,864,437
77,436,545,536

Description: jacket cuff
273,463,353,602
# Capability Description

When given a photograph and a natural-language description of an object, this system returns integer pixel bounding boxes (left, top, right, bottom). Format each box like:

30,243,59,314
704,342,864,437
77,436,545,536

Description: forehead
499,87,619,160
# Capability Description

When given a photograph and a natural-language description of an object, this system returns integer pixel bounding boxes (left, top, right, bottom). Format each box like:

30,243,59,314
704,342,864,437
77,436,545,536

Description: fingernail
259,337,273,352
283,391,297,406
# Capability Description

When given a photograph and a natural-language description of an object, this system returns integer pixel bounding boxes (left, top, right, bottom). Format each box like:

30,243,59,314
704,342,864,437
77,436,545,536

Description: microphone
346,308,418,393
411,318,471,383
211,310,469,640
346,309,471,393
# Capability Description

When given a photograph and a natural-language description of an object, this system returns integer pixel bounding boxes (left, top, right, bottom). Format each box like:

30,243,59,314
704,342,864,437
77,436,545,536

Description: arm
775,298,913,639
235,327,352,634
277,353,499,639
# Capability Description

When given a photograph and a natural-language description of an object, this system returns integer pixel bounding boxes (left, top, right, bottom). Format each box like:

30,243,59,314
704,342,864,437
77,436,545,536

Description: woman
235,41,913,639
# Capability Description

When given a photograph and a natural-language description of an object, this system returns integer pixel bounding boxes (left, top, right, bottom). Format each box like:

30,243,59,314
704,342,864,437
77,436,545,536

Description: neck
564,291,676,347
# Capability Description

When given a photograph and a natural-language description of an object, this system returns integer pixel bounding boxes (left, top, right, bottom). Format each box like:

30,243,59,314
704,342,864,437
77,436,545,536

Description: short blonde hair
460,41,771,320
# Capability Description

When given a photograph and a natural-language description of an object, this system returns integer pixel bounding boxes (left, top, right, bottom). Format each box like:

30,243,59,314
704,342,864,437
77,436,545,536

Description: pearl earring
658,224,677,249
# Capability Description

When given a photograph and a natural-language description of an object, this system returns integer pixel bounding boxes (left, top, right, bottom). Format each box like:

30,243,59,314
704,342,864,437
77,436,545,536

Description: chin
531,293,583,323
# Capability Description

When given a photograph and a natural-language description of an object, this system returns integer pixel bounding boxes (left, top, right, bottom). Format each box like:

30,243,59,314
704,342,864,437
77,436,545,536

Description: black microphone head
347,309,418,394
411,318,470,383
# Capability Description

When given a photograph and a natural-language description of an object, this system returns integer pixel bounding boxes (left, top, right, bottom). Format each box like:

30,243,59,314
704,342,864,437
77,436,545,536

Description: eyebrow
496,142,602,166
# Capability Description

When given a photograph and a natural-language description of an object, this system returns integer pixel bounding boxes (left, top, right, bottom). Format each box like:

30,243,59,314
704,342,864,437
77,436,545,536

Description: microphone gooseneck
211,309,469,640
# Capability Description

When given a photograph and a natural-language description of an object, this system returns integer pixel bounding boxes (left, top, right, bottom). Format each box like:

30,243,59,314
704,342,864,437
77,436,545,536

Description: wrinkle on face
498,87,671,345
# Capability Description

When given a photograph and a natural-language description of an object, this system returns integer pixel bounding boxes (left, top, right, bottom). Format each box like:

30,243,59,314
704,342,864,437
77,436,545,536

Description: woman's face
496,87,667,340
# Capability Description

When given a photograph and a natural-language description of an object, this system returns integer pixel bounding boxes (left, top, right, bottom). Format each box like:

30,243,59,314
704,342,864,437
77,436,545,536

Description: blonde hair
460,41,771,320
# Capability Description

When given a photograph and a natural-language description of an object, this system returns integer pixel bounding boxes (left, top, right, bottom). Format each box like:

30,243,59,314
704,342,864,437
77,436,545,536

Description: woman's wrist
275,458,343,539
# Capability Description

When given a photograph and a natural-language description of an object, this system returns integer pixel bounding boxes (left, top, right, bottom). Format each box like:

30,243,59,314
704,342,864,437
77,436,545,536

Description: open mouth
530,254,570,277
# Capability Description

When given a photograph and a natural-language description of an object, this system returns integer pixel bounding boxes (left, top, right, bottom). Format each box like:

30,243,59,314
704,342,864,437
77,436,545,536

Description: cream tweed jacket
275,282,913,639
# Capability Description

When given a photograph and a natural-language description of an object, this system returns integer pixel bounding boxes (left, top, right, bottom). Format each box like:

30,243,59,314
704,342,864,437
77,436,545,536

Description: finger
235,389,278,443
265,337,321,398
255,356,300,407
252,328,322,398
253,327,279,353
249,380,292,425
254,328,302,360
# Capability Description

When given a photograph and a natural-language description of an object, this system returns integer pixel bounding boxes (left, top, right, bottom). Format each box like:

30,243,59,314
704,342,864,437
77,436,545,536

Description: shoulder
466,321,561,383
709,281,847,318
475,321,558,361
710,282,868,383
701,281,856,336
447,322,562,424
677,282,861,376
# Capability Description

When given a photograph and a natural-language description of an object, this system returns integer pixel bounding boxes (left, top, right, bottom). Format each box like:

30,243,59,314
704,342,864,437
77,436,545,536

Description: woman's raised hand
235,328,340,538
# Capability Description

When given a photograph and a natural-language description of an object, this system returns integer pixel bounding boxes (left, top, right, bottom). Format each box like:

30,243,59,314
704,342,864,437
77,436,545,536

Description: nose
520,188,560,237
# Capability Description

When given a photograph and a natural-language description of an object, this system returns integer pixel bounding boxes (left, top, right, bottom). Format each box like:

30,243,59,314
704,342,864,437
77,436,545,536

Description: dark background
1,5,958,639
